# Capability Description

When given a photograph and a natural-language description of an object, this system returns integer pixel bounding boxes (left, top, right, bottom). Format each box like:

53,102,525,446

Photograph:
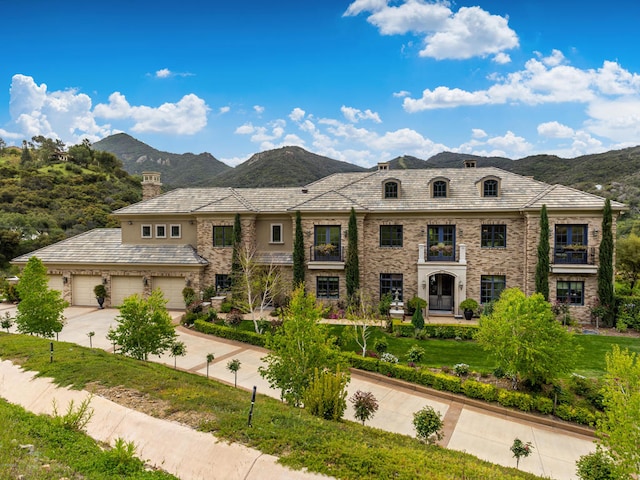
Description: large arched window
430,177,450,198
383,179,401,199
476,176,501,198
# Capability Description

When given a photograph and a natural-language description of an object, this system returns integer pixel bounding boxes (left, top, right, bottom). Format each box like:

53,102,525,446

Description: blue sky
2,0,640,167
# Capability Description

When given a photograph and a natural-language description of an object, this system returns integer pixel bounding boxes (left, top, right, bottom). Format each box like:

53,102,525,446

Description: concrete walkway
0,305,597,479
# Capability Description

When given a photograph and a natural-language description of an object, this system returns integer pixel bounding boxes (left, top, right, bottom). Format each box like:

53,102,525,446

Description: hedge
392,321,478,340
193,319,266,347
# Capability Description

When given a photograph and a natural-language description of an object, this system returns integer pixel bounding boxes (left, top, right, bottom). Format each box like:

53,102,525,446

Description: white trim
155,224,167,238
141,224,152,238
270,223,284,244
170,224,181,239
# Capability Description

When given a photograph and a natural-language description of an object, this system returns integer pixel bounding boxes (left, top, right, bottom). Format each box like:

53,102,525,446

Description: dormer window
383,180,400,199
477,176,501,198
431,178,449,198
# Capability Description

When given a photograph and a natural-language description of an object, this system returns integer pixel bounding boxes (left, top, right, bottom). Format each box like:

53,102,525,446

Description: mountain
93,133,231,188
201,146,367,187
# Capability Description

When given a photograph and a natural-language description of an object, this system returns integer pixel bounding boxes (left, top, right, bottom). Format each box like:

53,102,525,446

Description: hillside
206,146,367,187
93,133,231,188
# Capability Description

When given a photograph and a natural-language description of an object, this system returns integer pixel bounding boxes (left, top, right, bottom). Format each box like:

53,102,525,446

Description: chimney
142,171,162,200
377,162,390,171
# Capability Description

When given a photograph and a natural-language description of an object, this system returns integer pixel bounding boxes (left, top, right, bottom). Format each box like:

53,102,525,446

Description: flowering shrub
453,363,470,376
510,438,533,468
380,352,398,363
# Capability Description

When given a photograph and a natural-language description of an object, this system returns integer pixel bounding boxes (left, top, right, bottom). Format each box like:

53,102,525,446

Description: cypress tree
345,207,360,302
535,204,550,300
598,198,615,326
293,210,305,288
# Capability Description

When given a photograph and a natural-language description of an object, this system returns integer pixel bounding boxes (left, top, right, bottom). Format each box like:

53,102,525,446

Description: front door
429,274,454,312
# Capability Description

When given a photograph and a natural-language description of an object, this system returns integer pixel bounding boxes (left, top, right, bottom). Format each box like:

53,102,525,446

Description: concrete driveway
0,304,597,479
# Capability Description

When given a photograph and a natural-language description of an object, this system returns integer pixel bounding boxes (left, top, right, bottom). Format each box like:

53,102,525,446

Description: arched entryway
428,273,455,313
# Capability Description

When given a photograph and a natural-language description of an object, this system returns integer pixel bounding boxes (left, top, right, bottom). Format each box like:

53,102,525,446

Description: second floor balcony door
427,225,455,261
314,225,341,261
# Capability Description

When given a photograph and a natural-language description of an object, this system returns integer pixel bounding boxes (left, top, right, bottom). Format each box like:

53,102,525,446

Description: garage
71,275,103,306
111,276,145,306
152,277,185,310
48,275,64,293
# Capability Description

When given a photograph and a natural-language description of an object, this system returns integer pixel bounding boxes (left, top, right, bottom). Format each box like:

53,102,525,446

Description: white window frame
141,224,152,238
155,224,167,238
270,223,284,244
170,224,181,239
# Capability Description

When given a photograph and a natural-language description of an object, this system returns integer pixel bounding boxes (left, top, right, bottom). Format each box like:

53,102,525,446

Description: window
427,225,455,260
215,274,232,294
141,225,152,238
170,224,181,238
213,226,233,247
481,225,506,248
314,225,341,260
384,181,399,198
316,276,339,299
380,273,403,301
483,179,498,197
557,281,584,305
555,224,588,264
155,224,166,238
380,225,403,247
270,224,283,243
433,180,447,198
480,275,506,304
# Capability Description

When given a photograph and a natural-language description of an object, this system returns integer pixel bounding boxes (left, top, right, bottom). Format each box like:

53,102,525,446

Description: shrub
431,373,462,393
51,397,94,431
349,390,379,425
380,352,398,364
497,390,534,412
406,344,426,363
303,366,349,421
373,337,388,355
411,307,425,330
224,309,244,327
554,404,598,426
181,311,199,326
453,363,470,376
182,287,196,306
219,300,233,313
193,319,266,347
533,396,554,415
461,380,498,402
576,450,616,480
413,406,444,443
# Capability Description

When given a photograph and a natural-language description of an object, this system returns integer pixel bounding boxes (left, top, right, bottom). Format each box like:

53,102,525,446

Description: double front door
429,273,454,312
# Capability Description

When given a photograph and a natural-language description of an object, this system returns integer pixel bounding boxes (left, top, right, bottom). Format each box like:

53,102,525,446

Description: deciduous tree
107,289,176,361
259,287,340,406
15,256,67,337
476,288,578,388
617,233,640,291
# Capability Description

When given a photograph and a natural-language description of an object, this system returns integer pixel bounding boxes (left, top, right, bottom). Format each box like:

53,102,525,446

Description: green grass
0,332,542,480
0,397,176,479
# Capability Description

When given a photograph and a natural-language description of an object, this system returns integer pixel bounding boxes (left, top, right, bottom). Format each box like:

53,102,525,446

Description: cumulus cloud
289,107,306,122
471,128,487,139
393,90,411,97
537,121,574,138
94,92,209,134
492,52,511,64
253,105,265,114
403,51,640,112
341,105,382,123
344,1,518,60
219,106,230,114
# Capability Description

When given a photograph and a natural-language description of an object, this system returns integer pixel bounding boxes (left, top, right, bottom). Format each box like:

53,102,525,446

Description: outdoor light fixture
143,277,149,286
102,278,107,285
128,221,133,225
185,278,191,287
62,276,68,284
458,281,464,290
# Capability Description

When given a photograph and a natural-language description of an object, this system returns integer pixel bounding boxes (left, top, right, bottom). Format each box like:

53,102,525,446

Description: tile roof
12,229,208,266
112,167,625,216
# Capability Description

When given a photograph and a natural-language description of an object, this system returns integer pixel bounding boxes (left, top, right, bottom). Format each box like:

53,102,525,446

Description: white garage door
152,277,185,310
48,275,64,293
72,275,103,306
111,276,145,306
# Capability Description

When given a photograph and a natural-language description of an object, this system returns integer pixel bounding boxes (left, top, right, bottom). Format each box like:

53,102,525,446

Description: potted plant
93,284,107,309
459,298,479,320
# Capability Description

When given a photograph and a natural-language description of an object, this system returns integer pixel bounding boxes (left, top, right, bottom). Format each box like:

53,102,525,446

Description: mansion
12,162,625,322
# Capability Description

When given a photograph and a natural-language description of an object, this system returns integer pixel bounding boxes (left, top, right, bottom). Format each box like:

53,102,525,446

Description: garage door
72,275,103,306
152,277,185,310
48,275,64,293
111,276,145,306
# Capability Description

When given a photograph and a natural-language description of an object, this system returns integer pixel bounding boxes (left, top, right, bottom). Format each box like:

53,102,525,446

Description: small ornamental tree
1,312,14,333
345,207,360,304
598,198,615,326
107,289,177,361
170,341,187,369
411,306,425,331
15,256,68,338
206,353,215,378
292,210,305,288
510,438,534,469
350,390,379,425
413,405,444,444
535,204,550,300
226,358,241,387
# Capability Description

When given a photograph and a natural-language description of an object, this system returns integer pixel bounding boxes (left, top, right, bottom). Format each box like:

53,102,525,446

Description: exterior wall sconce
102,278,108,285
592,228,599,237
143,277,149,286
62,276,68,284
189,220,194,225
458,281,464,290
185,278,191,287
421,279,427,290
128,221,133,225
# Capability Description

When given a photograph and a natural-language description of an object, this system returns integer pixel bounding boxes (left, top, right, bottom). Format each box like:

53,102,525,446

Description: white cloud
235,123,255,135
393,90,411,98
492,52,511,64
219,106,230,114
486,130,532,154
341,105,382,123
289,107,306,122
253,105,265,114
537,121,574,138
344,1,518,60
94,92,209,134
471,128,487,139
403,53,640,112
156,68,172,78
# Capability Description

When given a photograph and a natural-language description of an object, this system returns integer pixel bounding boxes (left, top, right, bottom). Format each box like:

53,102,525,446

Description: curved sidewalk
0,305,597,479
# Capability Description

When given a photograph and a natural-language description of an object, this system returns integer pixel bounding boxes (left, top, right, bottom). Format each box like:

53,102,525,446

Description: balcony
308,244,345,270
418,243,466,264
551,246,598,274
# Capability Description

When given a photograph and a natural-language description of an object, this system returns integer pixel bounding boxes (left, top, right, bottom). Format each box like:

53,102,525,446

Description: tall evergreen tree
293,210,305,288
535,204,550,300
598,198,615,326
345,207,360,302
231,213,242,299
